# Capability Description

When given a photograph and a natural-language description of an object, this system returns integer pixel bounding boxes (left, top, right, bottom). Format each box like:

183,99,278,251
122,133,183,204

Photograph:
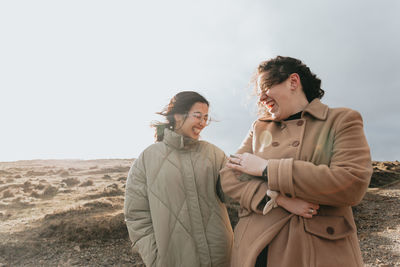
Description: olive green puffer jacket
124,129,233,267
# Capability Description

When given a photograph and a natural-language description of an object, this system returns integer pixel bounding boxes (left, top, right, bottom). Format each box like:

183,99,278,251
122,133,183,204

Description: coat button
285,193,292,198
272,141,280,147
292,141,300,147
296,120,304,126
326,226,335,235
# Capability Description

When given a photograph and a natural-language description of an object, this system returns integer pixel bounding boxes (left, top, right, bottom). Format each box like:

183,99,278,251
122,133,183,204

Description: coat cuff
268,158,295,198
240,179,268,213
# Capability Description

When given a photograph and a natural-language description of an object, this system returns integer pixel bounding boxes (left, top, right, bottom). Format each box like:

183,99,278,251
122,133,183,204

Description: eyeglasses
186,112,212,125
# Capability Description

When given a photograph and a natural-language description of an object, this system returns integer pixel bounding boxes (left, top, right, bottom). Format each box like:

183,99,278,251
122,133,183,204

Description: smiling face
258,72,309,121
174,102,209,140
258,72,294,121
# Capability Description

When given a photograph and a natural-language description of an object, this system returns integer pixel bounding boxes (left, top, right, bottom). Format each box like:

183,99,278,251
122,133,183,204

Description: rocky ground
0,159,399,267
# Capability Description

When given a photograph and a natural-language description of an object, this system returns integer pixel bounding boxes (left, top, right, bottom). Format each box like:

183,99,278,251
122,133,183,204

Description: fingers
228,157,241,165
225,162,243,172
303,213,313,219
311,203,320,210
304,206,318,218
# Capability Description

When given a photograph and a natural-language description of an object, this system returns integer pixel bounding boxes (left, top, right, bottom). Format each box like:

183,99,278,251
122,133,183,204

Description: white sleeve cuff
262,190,279,215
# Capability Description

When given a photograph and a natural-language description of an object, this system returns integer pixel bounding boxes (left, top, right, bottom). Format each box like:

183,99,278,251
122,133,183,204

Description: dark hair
151,91,209,141
254,56,324,102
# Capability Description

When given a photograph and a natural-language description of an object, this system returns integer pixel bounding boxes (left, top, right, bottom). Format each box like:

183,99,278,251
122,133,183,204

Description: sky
1,0,399,162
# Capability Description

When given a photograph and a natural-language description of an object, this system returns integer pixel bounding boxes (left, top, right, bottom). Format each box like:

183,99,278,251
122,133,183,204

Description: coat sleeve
268,109,373,207
215,147,228,203
220,122,268,214
124,151,158,266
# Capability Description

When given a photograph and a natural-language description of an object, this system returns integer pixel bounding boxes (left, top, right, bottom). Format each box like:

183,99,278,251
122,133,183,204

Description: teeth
193,128,201,134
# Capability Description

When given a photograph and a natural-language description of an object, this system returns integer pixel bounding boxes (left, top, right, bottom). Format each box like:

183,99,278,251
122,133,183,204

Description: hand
276,195,319,219
226,153,268,177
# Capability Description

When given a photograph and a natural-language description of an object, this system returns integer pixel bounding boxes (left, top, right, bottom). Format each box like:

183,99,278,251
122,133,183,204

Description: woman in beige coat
221,56,373,267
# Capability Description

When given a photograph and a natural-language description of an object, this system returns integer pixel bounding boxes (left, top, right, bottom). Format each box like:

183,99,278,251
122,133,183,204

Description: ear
174,114,184,126
289,73,301,91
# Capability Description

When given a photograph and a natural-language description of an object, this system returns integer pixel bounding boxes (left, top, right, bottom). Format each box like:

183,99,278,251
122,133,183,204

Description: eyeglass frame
185,111,212,125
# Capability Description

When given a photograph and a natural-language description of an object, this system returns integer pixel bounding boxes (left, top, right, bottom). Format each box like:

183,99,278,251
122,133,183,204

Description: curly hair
253,56,324,102
151,91,209,141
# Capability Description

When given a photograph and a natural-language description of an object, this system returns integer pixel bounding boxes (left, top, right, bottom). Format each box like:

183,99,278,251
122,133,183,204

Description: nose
199,119,206,127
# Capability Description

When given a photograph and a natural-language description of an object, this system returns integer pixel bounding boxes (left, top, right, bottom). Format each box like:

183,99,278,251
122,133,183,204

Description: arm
269,110,372,206
276,194,319,218
220,123,269,214
216,152,228,203
124,152,158,266
228,110,372,207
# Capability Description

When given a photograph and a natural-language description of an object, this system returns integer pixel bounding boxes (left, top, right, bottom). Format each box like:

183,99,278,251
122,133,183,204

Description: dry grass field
0,159,399,266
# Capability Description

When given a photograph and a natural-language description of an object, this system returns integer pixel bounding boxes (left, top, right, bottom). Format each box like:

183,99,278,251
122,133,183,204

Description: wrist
261,160,268,182
276,195,283,206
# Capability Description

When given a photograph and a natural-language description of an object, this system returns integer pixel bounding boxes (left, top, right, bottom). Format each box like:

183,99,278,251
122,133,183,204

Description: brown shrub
39,212,128,241
35,183,45,190
79,180,94,187
25,171,47,177
23,181,33,193
2,189,14,199
117,177,126,182
80,183,124,200
30,190,41,198
83,200,114,209
60,171,70,177
42,185,58,198
61,177,80,187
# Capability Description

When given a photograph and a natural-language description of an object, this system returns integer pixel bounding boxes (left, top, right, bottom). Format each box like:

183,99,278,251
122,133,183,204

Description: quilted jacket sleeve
220,123,268,214
124,152,158,266
268,109,373,207
215,147,228,203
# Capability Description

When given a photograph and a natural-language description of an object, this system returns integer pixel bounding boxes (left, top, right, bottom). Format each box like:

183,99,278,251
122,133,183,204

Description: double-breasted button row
272,142,280,147
271,141,300,147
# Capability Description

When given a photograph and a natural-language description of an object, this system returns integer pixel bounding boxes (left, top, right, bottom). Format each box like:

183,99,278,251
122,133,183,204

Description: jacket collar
163,128,199,150
303,98,329,120
258,98,328,122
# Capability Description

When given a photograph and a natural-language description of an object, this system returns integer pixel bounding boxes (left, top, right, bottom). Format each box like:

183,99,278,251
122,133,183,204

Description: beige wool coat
220,99,372,267
125,129,233,267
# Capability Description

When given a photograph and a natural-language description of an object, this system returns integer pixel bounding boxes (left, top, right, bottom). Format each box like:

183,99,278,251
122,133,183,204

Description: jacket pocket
304,215,355,240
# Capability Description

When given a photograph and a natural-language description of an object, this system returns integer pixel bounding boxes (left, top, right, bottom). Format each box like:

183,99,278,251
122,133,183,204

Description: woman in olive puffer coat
124,91,233,267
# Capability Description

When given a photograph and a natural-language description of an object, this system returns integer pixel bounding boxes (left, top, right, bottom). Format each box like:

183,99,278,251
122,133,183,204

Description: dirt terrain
0,159,399,267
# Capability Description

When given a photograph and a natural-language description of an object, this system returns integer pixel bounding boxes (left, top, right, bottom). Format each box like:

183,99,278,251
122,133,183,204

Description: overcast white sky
1,0,399,162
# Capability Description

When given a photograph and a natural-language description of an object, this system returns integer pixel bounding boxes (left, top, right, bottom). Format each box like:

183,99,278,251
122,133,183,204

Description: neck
289,92,309,115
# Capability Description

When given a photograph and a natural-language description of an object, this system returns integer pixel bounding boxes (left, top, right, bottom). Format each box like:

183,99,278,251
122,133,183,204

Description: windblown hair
253,56,324,102
151,91,209,141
